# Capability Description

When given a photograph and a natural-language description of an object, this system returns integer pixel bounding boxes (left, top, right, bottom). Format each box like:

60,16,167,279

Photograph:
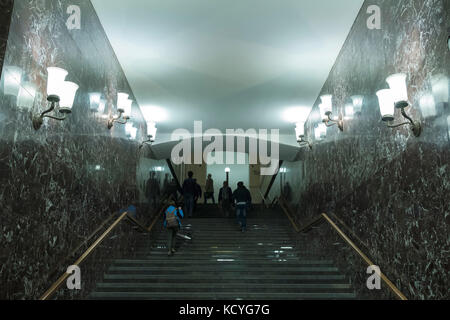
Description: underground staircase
89,205,356,300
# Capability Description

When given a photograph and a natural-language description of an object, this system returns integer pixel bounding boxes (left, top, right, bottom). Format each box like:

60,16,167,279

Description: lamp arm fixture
32,96,66,130
387,105,422,137
323,112,344,131
298,136,312,150
107,110,130,129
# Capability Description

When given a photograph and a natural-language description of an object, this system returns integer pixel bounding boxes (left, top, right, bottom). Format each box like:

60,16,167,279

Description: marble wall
0,0,170,299
270,0,449,300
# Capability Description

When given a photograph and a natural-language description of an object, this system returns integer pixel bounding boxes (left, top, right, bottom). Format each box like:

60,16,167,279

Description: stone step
89,291,356,300
112,259,334,266
103,274,348,283
95,282,353,293
107,266,340,274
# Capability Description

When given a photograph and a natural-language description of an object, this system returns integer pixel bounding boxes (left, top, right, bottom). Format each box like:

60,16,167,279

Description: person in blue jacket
163,200,184,256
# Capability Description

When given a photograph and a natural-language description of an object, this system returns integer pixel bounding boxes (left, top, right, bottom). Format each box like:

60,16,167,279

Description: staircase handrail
277,196,407,300
40,196,176,300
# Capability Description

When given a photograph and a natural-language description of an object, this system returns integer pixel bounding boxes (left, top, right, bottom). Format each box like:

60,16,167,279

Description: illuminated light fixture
378,73,422,137
431,74,449,109
123,99,133,118
279,168,287,173
17,82,36,109
315,123,327,141
320,95,344,131
419,94,436,118
225,167,231,173
98,98,106,115
89,92,101,112
3,66,23,96
295,122,312,149
376,89,421,137
107,92,131,129
350,95,364,114
32,67,78,130
125,122,137,140
140,105,164,147
345,103,354,120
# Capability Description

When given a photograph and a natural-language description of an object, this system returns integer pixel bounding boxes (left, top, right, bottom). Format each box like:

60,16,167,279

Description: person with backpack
182,171,196,218
232,181,252,232
163,200,184,256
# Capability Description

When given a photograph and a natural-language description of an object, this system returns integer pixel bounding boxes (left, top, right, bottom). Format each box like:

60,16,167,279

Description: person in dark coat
232,181,252,232
218,181,233,217
182,171,196,218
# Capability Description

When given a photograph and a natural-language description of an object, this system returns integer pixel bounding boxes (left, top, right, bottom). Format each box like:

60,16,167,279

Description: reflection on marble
0,0,170,299
271,0,449,300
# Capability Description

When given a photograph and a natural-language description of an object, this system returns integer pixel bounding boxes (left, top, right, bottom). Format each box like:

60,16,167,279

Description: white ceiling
92,0,363,145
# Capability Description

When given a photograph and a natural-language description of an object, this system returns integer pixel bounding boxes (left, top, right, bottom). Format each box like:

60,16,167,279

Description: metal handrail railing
278,196,407,300
40,197,174,300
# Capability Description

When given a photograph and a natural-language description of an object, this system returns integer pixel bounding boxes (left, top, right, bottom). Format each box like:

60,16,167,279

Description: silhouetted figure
204,174,215,204
193,179,202,212
218,181,233,217
163,200,184,256
145,171,160,210
162,173,170,198
283,182,292,202
182,171,196,218
232,181,252,232
168,178,179,201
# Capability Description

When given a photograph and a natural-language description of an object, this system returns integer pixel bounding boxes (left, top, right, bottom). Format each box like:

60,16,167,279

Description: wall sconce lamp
125,122,137,140
107,92,132,129
431,74,449,110
295,122,312,149
376,73,422,137
315,123,327,141
319,95,344,131
141,121,157,145
3,66,23,97
32,67,79,130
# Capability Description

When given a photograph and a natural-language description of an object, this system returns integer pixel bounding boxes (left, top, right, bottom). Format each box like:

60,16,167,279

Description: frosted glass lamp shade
350,95,364,114
125,123,137,139
320,95,333,115
59,81,79,112
431,74,449,105
295,122,305,140
345,103,354,119
225,167,230,173
3,66,23,96
376,89,395,122
315,123,327,140
147,121,157,140
117,92,129,112
89,92,101,111
123,99,132,118
419,94,436,118
46,67,68,98
17,82,36,109
98,99,106,114
386,73,408,108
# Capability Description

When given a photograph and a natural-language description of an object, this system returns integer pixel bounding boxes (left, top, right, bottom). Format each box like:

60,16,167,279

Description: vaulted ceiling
92,0,363,145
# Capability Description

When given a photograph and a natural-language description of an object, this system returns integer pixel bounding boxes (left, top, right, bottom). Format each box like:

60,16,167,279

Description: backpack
166,207,179,228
